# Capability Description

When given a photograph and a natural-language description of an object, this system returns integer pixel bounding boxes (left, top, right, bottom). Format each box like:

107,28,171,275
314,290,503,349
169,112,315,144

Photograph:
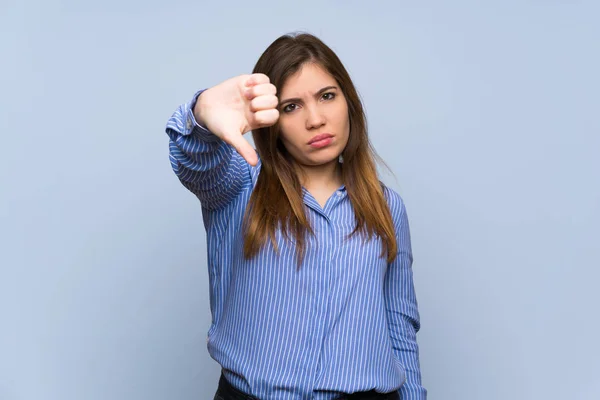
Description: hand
194,73,279,166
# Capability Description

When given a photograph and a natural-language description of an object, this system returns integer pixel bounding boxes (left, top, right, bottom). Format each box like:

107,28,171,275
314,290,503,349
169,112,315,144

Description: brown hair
243,32,398,266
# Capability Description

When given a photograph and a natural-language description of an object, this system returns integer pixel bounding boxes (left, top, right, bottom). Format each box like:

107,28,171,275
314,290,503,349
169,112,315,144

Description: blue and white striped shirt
166,90,426,400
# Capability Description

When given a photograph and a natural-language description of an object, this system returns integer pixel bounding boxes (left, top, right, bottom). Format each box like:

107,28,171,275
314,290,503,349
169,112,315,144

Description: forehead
280,63,337,96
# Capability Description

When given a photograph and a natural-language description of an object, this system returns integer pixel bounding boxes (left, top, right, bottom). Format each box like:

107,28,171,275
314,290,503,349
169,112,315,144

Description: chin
303,152,340,166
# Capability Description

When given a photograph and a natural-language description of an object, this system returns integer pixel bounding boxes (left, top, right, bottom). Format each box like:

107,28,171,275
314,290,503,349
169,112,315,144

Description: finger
225,134,258,166
250,95,279,112
244,83,277,100
244,73,270,87
252,109,280,128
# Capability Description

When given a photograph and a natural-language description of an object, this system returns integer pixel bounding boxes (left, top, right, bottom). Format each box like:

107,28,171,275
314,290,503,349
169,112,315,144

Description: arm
165,89,252,210
384,199,427,400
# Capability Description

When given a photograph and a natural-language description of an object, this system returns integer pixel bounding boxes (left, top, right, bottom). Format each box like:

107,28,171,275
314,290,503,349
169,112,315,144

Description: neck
294,158,343,190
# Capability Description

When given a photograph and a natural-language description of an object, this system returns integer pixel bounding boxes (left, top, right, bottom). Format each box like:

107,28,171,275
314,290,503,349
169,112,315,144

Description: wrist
193,89,211,129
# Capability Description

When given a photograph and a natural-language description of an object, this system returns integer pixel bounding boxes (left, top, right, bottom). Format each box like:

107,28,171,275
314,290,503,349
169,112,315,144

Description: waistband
215,372,400,400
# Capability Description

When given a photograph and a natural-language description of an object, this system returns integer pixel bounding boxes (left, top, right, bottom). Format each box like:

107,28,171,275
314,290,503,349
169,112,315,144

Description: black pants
213,372,400,400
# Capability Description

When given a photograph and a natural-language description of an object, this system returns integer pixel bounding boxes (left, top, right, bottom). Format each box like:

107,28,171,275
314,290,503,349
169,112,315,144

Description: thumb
226,134,258,166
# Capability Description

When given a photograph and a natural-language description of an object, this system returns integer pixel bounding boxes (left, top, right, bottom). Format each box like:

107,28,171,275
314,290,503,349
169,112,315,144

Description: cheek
336,109,351,139
278,121,292,141
278,123,302,149
335,102,350,129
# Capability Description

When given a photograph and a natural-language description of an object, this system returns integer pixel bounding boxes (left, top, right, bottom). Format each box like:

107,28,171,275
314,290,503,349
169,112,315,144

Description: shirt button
186,118,192,131
337,191,343,197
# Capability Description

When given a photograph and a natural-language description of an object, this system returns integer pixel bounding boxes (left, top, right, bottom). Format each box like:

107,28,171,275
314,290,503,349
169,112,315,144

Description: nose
305,103,326,130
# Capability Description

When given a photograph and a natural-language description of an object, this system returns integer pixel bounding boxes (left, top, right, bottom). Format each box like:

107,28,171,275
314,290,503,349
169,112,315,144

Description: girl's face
277,63,350,168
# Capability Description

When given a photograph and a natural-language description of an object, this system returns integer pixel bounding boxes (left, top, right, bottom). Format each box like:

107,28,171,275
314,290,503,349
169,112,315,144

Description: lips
308,133,334,144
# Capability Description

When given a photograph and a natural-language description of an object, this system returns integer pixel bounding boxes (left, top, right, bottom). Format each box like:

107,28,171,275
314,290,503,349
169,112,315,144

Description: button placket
312,216,335,386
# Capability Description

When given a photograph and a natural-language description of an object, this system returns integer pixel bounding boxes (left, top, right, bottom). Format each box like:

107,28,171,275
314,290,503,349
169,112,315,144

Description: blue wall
1,1,598,399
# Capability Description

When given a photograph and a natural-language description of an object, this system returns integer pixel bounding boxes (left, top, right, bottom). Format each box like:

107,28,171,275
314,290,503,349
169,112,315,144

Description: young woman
166,33,426,400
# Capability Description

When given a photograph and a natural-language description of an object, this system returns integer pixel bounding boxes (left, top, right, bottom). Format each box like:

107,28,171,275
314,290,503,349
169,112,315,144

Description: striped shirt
165,90,427,400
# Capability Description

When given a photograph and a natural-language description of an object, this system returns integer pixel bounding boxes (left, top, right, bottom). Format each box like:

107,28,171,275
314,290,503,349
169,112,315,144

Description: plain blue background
1,1,599,399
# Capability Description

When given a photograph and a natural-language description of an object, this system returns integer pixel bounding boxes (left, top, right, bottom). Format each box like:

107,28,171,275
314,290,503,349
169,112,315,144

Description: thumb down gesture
193,73,280,166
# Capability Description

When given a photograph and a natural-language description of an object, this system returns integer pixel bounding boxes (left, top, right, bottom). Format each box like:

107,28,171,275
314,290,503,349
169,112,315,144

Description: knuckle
241,74,252,86
268,96,279,108
256,73,270,83
255,110,278,126
250,97,261,111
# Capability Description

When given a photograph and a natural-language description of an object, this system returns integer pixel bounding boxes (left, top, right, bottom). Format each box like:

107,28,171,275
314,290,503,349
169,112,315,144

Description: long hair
243,32,398,266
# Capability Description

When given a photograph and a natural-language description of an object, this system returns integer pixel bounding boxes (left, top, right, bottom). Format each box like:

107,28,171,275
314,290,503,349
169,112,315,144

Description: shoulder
381,182,407,216
380,182,410,232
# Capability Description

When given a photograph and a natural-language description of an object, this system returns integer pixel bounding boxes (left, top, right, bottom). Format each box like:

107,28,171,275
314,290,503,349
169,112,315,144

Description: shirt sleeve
165,89,253,210
384,199,427,400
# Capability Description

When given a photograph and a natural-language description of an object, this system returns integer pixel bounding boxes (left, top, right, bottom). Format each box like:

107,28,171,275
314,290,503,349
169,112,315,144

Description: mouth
308,133,334,148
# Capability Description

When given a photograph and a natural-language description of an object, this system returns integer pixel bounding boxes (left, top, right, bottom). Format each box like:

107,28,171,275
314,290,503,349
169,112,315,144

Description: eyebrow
279,86,338,107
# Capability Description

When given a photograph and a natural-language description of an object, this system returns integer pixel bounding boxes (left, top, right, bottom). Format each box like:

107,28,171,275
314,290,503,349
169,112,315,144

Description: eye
322,92,336,101
282,103,298,113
